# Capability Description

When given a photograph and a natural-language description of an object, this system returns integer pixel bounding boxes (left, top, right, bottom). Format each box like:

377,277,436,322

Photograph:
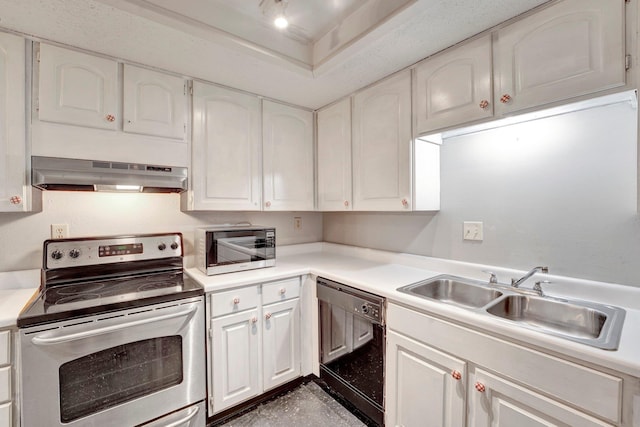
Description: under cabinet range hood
31,156,188,193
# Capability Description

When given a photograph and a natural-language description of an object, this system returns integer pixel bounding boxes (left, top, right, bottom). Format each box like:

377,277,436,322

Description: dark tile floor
218,382,366,427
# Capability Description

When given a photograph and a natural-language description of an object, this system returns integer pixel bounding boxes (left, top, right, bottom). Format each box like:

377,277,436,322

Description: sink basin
398,275,503,309
486,295,625,350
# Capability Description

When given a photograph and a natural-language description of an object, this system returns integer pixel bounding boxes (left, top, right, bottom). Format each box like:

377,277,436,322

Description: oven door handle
163,404,200,427
31,305,197,346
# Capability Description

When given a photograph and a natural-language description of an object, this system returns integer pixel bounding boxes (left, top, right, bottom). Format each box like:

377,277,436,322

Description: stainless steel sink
486,295,625,350
398,275,503,309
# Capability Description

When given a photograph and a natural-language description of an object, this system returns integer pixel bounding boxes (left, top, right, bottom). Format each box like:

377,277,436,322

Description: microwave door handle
31,305,197,346
163,404,200,427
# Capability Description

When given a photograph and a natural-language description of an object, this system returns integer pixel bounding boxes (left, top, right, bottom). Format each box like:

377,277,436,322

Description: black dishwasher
317,277,386,426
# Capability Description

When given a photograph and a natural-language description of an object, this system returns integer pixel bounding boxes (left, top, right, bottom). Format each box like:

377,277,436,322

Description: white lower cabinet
208,278,301,416
386,330,466,427
386,303,626,427
0,330,12,427
469,369,613,427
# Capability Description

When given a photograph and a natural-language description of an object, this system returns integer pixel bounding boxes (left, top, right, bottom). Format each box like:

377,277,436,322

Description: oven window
59,336,183,422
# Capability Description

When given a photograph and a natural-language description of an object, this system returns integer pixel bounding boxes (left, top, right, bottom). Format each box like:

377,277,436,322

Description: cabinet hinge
35,50,40,62
208,328,213,338
626,54,632,71
190,85,193,95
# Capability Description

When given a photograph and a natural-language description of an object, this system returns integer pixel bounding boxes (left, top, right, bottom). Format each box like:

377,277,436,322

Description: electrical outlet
51,224,69,239
294,216,302,231
463,221,483,241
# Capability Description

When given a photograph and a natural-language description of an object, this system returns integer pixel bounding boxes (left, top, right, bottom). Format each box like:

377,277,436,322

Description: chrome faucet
511,266,549,288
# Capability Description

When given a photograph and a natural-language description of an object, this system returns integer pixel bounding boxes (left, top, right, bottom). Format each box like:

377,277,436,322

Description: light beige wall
0,192,322,272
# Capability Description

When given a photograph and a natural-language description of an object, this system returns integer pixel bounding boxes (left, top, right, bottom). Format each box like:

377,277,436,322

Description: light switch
463,221,483,241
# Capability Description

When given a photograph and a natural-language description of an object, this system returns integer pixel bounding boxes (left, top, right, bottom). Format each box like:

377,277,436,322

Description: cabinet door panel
38,44,118,130
263,101,314,211
0,401,10,427
123,65,186,139
469,369,613,427
353,71,411,211
0,32,29,212
415,35,492,134
191,82,261,210
262,298,300,391
317,98,352,211
211,310,260,413
386,331,466,427
494,0,625,114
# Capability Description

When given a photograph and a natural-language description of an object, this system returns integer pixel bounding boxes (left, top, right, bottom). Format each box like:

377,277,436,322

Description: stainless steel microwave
195,226,275,275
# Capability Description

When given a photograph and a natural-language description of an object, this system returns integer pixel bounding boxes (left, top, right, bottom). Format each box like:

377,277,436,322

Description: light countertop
187,242,640,378
0,269,39,328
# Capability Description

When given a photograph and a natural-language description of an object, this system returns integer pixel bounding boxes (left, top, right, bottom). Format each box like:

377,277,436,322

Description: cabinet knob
479,99,490,110
251,316,258,324
9,195,22,205
401,198,409,208
279,288,286,295
105,114,116,122
265,312,272,320
499,94,512,104
475,382,486,393
451,370,462,381
233,297,240,305
265,201,271,208
344,200,349,207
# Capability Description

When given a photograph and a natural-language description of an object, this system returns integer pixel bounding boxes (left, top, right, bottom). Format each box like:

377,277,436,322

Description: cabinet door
0,401,10,427
262,298,301,391
38,44,118,130
211,309,260,413
353,70,411,211
415,35,492,135
469,369,613,427
494,0,625,115
317,98,352,211
386,331,466,427
190,82,262,210
0,33,29,212
123,64,187,139
263,100,314,211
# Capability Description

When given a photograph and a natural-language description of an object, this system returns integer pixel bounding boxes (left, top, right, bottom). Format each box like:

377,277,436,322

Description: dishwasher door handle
31,305,197,345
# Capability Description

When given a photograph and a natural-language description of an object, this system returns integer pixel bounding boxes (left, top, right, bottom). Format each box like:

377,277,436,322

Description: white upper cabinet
262,100,314,211
415,35,493,135
38,44,118,130
353,70,412,211
0,33,40,212
123,64,187,139
494,0,625,115
189,82,262,211
317,98,352,211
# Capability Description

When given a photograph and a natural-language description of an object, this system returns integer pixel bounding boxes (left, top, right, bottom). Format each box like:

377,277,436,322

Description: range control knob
51,250,63,260
361,304,370,314
170,242,179,250
69,249,81,259
158,243,167,251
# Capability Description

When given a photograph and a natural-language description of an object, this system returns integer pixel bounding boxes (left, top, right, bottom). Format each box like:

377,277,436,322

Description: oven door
19,297,205,427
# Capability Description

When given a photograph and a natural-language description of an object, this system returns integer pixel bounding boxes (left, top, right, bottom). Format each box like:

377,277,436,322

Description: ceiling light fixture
273,0,289,29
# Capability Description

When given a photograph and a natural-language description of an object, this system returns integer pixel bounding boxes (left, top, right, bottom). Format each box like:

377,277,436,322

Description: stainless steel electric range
17,233,206,427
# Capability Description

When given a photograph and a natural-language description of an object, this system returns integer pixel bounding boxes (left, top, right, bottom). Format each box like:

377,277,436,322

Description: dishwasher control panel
317,277,385,324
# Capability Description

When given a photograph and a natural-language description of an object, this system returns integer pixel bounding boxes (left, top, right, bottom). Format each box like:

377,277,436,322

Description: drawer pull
475,382,486,393
265,312,272,320
451,370,462,381
279,288,286,295
233,297,240,305
251,316,258,324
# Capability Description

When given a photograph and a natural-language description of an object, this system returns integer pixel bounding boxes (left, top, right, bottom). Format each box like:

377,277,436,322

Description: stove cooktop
17,233,204,328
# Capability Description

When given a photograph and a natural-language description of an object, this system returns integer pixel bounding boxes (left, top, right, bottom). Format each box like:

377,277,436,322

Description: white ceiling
0,0,552,109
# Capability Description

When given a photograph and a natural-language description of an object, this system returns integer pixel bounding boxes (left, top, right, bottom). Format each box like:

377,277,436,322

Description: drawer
262,277,300,305
388,303,622,423
211,285,260,318
0,401,10,427
0,331,9,366
0,367,9,403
